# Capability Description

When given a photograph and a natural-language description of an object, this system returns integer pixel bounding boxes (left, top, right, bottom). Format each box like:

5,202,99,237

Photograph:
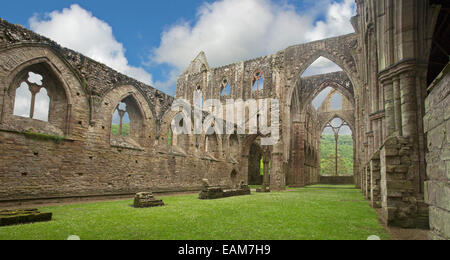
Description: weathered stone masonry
0,0,449,240
0,19,241,201
424,64,450,240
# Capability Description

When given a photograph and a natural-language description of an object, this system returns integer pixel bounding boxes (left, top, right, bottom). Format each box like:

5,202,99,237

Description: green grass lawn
0,185,390,240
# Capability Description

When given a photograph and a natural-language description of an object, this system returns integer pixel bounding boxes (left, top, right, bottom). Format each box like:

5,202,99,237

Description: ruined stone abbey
0,0,448,240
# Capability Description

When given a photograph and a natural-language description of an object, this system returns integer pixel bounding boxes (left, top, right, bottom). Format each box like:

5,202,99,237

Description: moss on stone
0,209,52,227
23,131,65,144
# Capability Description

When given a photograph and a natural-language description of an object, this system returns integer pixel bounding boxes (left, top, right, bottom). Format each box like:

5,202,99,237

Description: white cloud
152,0,356,89
306,0,356,41
29,4,153,85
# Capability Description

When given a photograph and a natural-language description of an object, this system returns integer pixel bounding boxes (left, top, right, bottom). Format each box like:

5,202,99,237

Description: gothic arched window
110,95,144,145
252,71,264,92
13,72,50,122
221,79,231,96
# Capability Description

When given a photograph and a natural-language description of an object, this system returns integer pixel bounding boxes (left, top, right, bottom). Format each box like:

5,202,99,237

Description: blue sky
0,0,356,96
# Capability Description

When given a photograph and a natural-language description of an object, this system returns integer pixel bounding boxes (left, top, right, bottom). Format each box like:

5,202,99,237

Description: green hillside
321,134,353,176
111,123,130,136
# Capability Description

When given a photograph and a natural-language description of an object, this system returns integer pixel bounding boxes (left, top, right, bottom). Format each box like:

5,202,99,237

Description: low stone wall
424,63,450,240
0,209,52,226
199,182,251,200
319,176,354,185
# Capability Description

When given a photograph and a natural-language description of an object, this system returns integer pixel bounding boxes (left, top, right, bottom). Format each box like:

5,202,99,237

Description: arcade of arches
0,1,449,240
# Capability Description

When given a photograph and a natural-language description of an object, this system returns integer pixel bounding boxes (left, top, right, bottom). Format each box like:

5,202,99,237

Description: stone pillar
373,119,380,151
240,154,249,185
380,137,429,228
291,121,305,187
354,138,360,189
270,145,286,191
370,153,381,208
262,158,270,190
368,132,374,159
393,77,402,135
365,166,371,200
28,83,41,119
400,71,423,193
383,79,396,137
117,110,126,135
361,167,366,195
400,73,418,138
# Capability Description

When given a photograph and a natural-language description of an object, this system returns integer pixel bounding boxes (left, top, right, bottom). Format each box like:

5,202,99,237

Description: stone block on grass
0,209,52,227
133,192,165,208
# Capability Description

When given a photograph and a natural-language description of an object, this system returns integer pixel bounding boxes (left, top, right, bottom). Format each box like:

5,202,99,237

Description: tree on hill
320,134,353,176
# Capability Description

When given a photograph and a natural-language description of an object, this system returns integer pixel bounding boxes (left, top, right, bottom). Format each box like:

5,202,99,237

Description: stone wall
0,19,240,202
319,176,354,185
424,63,450,240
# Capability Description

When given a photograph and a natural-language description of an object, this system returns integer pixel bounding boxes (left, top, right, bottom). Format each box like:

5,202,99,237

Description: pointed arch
6,59,74,135
5,55,78,109
299,49,358,85
285,44,360,112
320,115,354,136
109,94,145,146
98,85,155,148
303,79,355,109
320,115,354,177
301,56,343,77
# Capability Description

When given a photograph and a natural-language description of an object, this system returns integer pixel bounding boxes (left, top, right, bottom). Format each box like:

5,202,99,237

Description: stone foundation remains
133,192,165,208
199,180,251,200
0,209,52,226
319,176,354,185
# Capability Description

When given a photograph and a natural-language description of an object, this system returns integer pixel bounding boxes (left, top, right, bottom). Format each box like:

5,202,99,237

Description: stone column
262,158,270,191
240,154,249,185
353,137,360,189
399,73,418,138
380,136,428,228
400,72,422,192
270,144,286,191
292,121,305,187
28,83,41,119
365,166,371,200
117,110,126,135
361,166,366,194
373,119,380,151
370,153,381,208
382,79,395,137
393,77,402,135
